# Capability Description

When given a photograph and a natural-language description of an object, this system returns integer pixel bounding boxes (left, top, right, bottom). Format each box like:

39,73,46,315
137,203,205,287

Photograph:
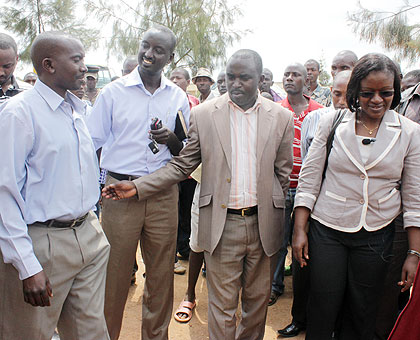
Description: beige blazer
295,109,420,232
134,94,294,256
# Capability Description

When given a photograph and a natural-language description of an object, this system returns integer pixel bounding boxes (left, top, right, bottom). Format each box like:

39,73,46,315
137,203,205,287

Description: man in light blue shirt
301,70,352,161
86,25,190,340
0,32,110,339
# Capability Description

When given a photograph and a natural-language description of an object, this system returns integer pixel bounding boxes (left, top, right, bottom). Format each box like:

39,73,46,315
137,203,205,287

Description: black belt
32,213,89,228
227,206,258,217
108,171,139,181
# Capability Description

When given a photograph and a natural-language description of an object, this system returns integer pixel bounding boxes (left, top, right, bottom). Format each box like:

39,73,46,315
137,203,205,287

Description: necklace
357,120,379,135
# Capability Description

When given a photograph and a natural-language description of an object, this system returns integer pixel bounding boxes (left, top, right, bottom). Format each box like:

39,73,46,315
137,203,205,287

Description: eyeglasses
359,90,394,99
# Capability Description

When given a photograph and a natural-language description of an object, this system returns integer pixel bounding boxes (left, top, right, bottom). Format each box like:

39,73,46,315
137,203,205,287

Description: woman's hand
399,254,419,292
292,206,311,268
293,228,309,267
399,226,420,291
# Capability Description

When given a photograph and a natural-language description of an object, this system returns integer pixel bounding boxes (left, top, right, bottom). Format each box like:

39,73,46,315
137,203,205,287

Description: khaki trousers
102,175,178,340
0,212,110,340
204,213,276,340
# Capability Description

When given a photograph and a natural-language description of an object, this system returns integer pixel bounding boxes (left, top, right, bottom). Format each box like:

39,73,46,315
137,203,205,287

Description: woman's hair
346,53,401,112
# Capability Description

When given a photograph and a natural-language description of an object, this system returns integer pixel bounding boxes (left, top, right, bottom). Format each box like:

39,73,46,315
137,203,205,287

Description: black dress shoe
277,322,305,338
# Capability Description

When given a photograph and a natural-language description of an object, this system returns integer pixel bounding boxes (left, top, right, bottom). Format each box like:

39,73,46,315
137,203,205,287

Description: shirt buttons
221,204,227,209
359,199,365,205
360,174,366,180
227,178,231,183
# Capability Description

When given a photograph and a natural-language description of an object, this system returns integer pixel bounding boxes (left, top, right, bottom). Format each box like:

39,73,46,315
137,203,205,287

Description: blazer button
359,199,365,204
360,174,366,180
221,204,227,209
227,178,231,183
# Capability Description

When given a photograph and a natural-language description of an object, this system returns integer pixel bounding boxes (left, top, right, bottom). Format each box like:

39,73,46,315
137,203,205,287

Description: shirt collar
124,67,171,91
34,79,86,113
228,94,262,113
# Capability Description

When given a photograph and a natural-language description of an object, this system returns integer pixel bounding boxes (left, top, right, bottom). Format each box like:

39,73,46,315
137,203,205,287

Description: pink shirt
228,96,261,209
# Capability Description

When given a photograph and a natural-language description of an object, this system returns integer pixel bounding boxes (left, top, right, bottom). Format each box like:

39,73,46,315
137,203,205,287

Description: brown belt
31,213,88,228
227,206,258,217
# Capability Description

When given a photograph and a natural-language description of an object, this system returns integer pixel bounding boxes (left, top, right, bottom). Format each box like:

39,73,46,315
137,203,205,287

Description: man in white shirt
0,31,110,340
86,25,190,340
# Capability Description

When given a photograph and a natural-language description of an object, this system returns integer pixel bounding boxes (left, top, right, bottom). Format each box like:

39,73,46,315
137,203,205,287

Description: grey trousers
204,213,276,340
0,212,110,340
101,175,178,340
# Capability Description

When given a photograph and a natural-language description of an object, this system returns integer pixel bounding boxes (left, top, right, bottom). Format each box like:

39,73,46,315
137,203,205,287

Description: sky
13,0,420,80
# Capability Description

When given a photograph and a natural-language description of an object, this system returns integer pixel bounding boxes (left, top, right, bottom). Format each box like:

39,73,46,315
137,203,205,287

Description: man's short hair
172,67,190,81
263,68,274,79
30,31,79,75
304,59,320,71
148,24,177,53
0,33,18,54
229,49,263,75
404,69,420,83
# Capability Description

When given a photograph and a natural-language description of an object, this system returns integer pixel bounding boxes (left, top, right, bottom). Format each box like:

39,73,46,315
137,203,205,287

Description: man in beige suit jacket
103,49,294,339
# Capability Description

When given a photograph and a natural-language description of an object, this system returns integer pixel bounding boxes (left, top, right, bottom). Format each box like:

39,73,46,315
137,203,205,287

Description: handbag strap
322,109,346,180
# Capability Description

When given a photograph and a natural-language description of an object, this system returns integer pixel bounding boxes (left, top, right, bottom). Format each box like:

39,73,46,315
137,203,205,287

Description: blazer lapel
213,97,232,171
365,110,401,170
335,111,366,173
257,101,274,177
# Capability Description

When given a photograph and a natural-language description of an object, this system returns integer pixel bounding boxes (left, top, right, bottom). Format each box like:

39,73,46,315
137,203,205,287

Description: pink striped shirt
227,96,261,209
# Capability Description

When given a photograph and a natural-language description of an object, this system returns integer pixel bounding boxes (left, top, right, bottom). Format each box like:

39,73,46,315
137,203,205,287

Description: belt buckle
69,220,77,228
241,208,249,217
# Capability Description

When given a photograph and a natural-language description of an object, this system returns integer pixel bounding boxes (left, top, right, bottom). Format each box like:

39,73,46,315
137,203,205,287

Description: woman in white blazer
292,53,420,340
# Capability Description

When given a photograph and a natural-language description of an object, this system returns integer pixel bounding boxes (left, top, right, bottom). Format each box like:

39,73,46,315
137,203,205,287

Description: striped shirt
280,96,323,188
228,96,261,209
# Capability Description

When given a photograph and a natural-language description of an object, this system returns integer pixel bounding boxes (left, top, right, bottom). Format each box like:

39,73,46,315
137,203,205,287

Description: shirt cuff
16,254,43,280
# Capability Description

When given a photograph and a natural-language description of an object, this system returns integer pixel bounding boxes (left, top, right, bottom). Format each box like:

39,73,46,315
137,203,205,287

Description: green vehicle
86,64,112,89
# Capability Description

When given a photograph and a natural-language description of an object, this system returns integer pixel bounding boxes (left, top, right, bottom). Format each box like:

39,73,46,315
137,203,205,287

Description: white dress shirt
86,69,190,176
228,96,260,209
0,80,100,280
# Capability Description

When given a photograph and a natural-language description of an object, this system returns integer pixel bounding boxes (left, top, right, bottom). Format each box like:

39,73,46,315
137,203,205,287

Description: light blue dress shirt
0,80,100,280
301,106,334,162
86,69,190,176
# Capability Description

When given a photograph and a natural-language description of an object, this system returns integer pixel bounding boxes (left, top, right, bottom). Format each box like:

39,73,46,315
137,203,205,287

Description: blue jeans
271,188,296,294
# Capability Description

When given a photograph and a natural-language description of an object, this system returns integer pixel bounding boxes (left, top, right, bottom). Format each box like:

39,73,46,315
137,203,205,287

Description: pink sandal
173,300,196,323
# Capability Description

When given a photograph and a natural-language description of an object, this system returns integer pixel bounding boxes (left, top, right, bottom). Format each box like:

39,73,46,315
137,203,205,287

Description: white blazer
294,109,420,232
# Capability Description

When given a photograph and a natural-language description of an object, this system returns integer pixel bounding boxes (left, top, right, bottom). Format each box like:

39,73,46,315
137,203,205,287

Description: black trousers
176,178,197,257
306,219,395,340
374,214,409,340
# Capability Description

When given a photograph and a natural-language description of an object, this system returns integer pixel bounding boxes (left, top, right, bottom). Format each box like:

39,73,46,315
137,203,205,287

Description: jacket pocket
322,191,347,219
199,194,212,208
378,188,401,219
273,196,285,208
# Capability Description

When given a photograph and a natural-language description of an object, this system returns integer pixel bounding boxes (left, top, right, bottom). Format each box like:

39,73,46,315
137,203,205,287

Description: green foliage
0,0,100,61
85,0,245,73
318,54,331,87
348,1,420,64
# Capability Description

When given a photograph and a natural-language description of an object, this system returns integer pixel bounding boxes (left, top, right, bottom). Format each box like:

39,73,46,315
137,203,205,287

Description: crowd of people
0,23,420,340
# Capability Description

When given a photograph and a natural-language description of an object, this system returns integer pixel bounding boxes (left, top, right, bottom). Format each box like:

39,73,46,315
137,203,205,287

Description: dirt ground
119,250,305,340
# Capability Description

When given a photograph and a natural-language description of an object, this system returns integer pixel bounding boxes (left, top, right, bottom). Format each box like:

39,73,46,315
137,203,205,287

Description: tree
85,0,245,73
348,1,420,63
0,0,100,61
318,54,331,87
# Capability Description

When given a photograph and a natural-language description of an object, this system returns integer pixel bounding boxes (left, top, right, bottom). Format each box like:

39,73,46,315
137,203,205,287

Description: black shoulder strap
322,109,346,180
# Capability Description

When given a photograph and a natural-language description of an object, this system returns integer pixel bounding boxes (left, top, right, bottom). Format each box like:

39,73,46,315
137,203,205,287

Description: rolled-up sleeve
401,124,420,228
294,112,335,211
0,109,43,280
